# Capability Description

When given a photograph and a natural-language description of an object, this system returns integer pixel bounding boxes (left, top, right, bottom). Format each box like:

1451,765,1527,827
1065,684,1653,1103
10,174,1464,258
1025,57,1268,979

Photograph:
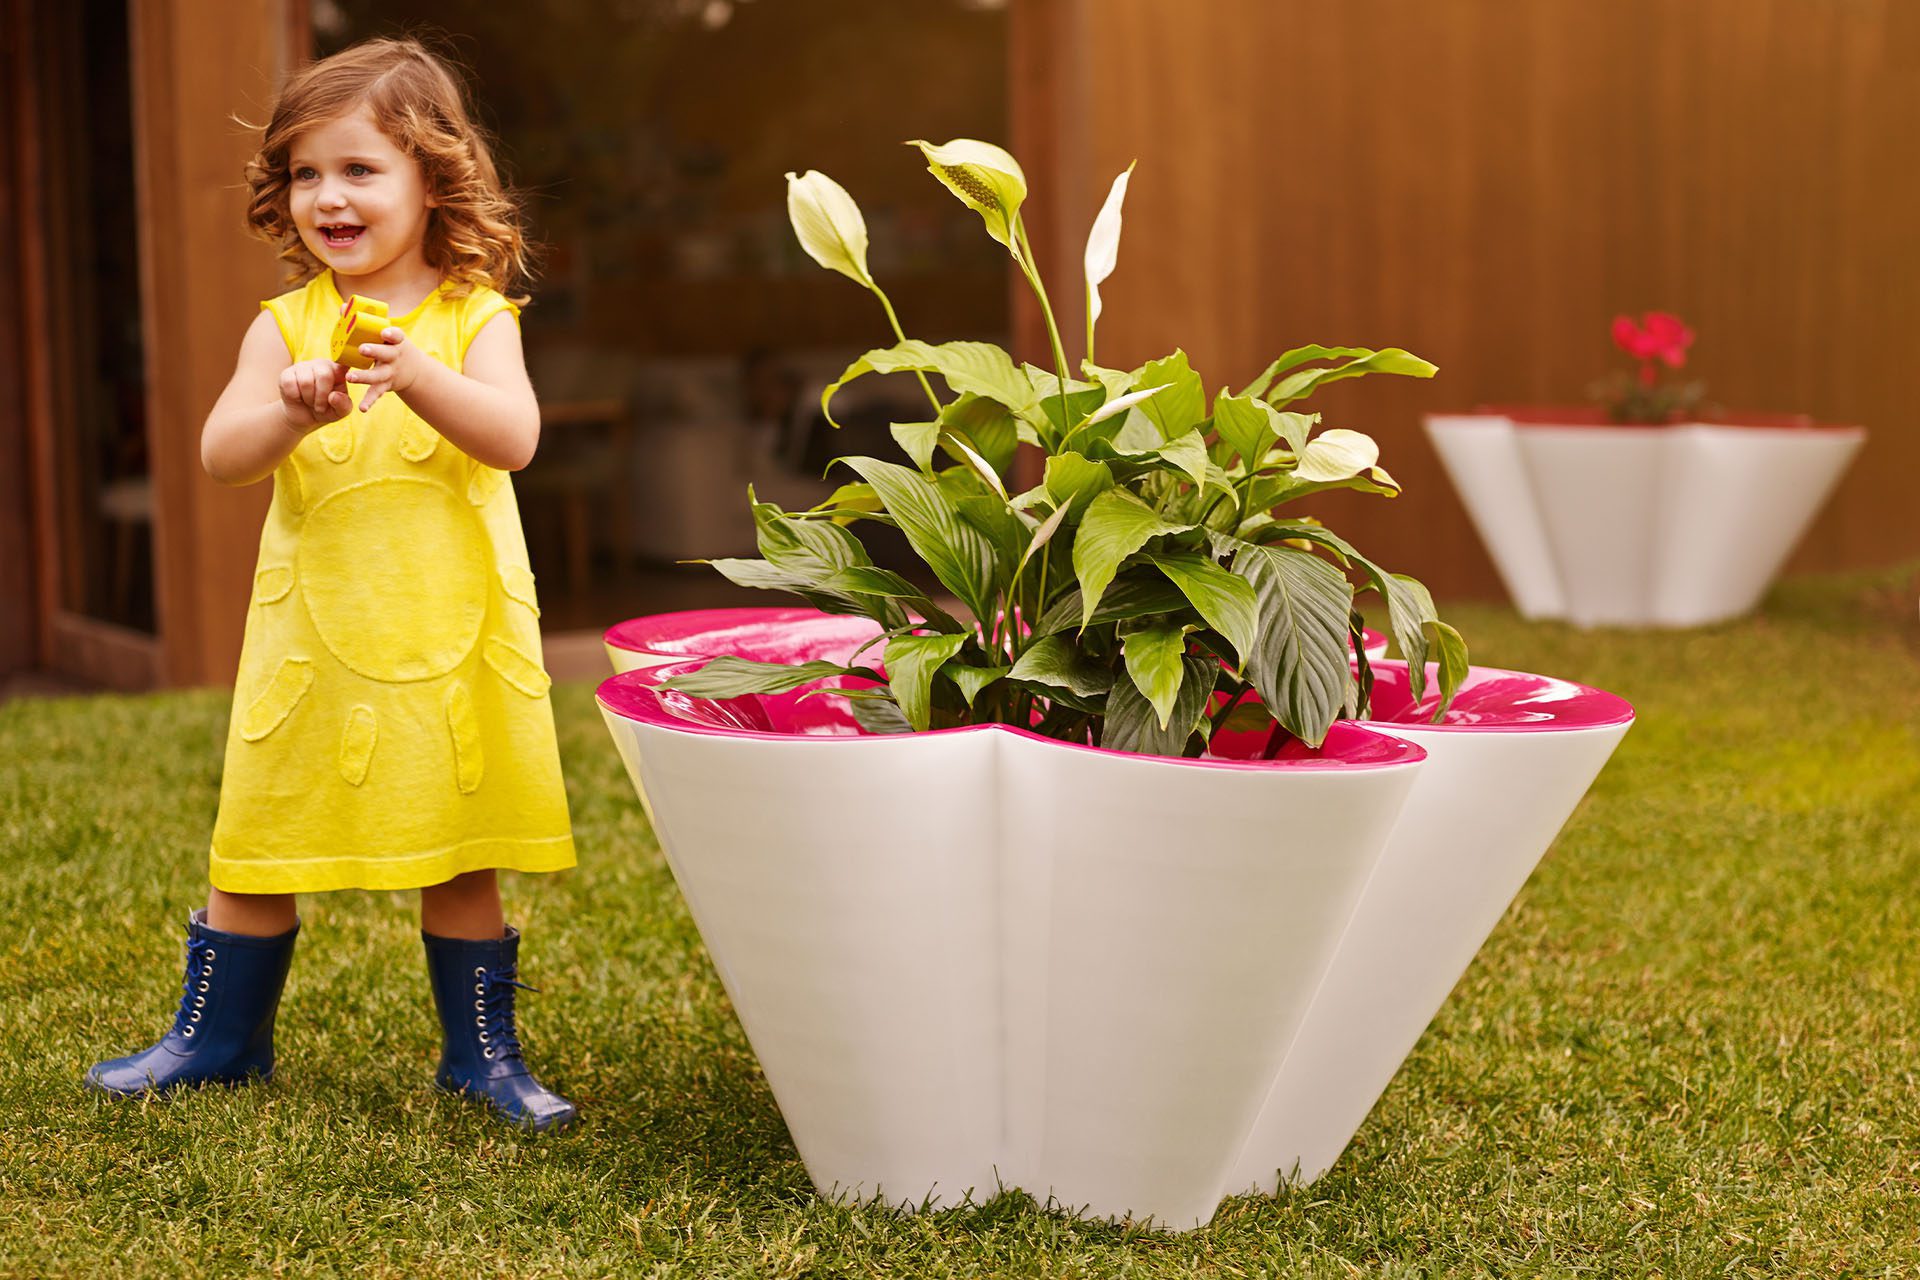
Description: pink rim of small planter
604,607,885,669
1462,403,1861,432
597,660,1425,772
604,606,1390,670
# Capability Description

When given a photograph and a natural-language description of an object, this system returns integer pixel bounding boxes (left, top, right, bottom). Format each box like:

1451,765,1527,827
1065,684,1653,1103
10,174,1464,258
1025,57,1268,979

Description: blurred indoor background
4,0,1914,690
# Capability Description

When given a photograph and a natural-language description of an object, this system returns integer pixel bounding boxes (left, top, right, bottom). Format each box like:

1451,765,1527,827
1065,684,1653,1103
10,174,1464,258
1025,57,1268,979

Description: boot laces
475,964,538,1062
171,934,216,1039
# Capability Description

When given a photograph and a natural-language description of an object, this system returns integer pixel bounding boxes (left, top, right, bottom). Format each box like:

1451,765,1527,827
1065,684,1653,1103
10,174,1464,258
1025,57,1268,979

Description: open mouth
319,224,366,249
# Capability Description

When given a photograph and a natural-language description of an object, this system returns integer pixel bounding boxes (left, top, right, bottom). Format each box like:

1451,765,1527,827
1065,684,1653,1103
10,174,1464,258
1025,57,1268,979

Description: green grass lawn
4,565,1918,1278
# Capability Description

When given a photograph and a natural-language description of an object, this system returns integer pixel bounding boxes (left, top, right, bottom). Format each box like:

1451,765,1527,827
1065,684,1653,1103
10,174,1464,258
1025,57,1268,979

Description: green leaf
850,695,913,735
1256,519,1442,702
1032,574,1191,635
811,481,886,517
1239,345,1381,400
1427,619,1470,723
940,662,1010,708
1103,655,1217,756
659,656,878,699
939,393,1020,476
945,468,1030,581
838,456,1001,626
814,566,965,634
1072,490,1194,626
1147,552,1260,667
1043,452,1116,520
705,557,813,593
1080,360,1135,399
890,421,942,471
1265,347,1438,408
753,500,869,580
1245,467,1401,513
1154,430,1211,489
823,340,1035,428
1122,622,1190,729
1108,410,1164,454
1384,573,1439,703
884,632,971,731
1136,350,1205,439
1007,634,1114,697
1231,541,1357,747
1026,366,1109,440
1212,393,1279,466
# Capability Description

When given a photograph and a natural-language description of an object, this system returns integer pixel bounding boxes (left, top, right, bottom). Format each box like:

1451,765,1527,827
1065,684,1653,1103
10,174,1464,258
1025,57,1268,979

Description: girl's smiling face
288,107,436,284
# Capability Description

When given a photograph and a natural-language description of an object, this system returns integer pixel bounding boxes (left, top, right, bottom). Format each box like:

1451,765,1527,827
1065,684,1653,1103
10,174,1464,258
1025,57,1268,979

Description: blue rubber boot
423,926,577,1132
85,909,299,1097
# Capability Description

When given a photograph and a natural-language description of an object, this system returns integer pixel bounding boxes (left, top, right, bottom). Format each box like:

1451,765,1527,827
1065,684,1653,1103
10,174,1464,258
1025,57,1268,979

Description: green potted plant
596,141,1631,1228
659,138,1467,749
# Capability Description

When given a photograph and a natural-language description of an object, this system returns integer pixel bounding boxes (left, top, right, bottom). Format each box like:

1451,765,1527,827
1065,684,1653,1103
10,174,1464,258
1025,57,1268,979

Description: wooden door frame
6,0,162,690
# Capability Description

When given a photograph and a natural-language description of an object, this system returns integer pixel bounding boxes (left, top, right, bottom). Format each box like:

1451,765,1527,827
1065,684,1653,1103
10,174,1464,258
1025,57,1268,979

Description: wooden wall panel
1015,0,1920,602
131,0,295,684
0,0,37,675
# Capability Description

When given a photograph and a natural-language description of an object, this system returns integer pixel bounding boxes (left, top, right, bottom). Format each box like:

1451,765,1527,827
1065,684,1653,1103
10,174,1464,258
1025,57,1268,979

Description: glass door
24,0,156,640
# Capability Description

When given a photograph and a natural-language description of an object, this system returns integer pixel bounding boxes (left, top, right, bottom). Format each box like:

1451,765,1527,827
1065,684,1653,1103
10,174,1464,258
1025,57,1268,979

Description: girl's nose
315,184,348,211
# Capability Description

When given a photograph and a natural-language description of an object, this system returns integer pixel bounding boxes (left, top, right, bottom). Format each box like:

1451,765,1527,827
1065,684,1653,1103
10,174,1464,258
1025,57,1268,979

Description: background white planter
1425,411,1864,627
597,610,1631,1228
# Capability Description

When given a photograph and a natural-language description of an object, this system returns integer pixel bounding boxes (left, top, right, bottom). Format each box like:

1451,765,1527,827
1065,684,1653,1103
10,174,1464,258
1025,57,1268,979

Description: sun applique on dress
209,273,575,895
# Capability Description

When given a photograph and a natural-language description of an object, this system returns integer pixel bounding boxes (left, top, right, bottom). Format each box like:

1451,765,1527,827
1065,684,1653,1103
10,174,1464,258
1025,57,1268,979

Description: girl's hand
346,327,425,412
278,358,352,432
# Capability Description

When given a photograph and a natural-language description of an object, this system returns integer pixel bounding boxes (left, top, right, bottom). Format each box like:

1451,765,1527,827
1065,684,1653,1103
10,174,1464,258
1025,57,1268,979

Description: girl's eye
347,164,371,177
293,167,318,181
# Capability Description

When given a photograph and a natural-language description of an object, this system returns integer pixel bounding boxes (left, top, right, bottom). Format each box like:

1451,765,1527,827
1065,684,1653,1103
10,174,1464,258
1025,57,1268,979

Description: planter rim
1434,404,1863,434
597,660,1427,772
604,606,873,657
1361,660,1634,732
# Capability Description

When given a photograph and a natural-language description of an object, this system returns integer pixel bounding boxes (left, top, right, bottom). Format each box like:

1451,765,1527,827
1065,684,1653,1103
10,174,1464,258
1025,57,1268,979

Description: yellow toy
330,294,390,368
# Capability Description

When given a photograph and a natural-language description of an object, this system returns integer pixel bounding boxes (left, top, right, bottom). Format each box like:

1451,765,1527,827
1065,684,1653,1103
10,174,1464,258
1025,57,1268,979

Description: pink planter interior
598,661,1425,769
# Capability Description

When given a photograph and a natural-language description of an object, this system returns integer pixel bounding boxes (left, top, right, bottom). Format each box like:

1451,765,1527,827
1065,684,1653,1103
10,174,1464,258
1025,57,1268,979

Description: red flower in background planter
1612,311,1696,385
1595,311,1704,421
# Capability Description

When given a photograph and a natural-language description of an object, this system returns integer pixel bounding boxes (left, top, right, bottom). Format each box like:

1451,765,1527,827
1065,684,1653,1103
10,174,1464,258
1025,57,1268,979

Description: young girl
86,37,579,1132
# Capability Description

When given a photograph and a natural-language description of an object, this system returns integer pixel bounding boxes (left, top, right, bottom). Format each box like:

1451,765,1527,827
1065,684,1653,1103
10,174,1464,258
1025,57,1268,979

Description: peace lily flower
1295,427,1396,489
1083,162,1135,362
785,170,874,289
909,138,1028,259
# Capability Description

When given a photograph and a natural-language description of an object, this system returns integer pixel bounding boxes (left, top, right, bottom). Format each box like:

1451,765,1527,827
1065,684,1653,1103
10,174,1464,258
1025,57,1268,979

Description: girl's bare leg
419,869,506,940
207,886,299,936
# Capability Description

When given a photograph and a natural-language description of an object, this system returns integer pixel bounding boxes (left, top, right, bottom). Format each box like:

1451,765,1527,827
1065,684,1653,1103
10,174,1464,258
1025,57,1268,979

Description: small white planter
1425,411,1864,627
597,610,1630,1228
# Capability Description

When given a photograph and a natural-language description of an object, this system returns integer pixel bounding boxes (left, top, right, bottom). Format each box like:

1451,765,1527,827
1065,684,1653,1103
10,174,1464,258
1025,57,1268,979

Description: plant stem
1013,219,1072,441
1209,682,1251,734
872,283,943,417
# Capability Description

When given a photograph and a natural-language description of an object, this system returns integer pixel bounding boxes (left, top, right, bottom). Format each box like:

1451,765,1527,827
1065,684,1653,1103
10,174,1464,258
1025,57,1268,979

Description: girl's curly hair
244,36,532,303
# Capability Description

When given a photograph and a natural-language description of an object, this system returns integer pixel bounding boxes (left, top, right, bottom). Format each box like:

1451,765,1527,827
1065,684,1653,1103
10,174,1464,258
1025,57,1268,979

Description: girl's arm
201,311,348,486
348,312,540,471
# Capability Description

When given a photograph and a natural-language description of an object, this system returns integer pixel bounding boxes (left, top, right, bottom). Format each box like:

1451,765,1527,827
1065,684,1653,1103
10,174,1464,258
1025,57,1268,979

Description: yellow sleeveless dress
209,271,576,893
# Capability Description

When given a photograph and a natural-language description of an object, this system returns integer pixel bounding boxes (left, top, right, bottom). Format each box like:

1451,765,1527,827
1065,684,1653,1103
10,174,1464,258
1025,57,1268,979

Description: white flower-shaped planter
1425,409,1864,627
597,610,1631,1228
